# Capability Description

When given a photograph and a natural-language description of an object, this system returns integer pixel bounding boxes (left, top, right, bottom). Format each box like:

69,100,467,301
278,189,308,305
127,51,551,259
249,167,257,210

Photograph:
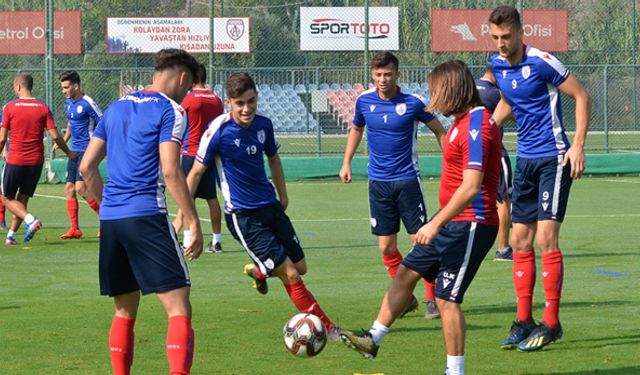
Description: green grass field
1,177,639,374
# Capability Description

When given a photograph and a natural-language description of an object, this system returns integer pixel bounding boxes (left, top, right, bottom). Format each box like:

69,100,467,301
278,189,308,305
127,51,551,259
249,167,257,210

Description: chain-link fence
0,0,639,158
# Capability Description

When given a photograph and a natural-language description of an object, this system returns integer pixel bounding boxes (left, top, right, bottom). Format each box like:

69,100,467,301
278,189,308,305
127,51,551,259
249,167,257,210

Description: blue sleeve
159,102,186,145
536,53,570,88
352,97,365,127
465,110,485,170
414,97,435,123
92,111,107,141
87,102,102,127
264,122,279,157
201,131,220,167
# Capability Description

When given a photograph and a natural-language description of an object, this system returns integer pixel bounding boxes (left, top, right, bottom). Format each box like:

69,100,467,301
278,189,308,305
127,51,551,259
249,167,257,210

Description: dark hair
196,63,207,85
15,72,33,91
489,5,522,30
427,60,482,116
371,51,399,70
225,72,256,99
154,48,199,82
59,70,80,84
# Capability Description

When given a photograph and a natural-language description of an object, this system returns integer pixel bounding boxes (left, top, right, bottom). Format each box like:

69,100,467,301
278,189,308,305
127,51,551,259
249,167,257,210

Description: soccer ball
282,313,327,358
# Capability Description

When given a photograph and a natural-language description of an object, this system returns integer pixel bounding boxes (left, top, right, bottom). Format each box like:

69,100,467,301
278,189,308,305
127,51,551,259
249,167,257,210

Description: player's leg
177,156,195,248
0,193,7,229
495,147,514,260
4,193,28,245
76,180,100,216
157,287,194,375
172,208,184,240
500,157,539,348
5,165,43,242
62,156,83,238
518,155,571,351
437,299,465,375
206,197,223,252
110,291,140,375
398,177,438,319
197,162,222,253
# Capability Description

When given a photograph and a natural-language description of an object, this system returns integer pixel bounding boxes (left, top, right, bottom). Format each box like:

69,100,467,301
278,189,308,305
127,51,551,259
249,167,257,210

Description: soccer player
0,73,76,245
173,63,225,253
340,60,502,375
53,71,103,239
79,49,203,375
339,51,446,319
185,72,346,340
488,5,592,351
476,66,513,261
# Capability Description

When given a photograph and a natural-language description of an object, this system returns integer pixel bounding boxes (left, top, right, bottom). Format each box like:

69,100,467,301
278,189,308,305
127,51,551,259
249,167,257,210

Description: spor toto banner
431,9,568,52
0,11,81,55
107,17,250,54
300,7,399,51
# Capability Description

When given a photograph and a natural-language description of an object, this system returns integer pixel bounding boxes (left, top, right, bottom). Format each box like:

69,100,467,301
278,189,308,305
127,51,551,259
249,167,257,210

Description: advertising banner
0,11,81,55
300,7,399,51
107,17,250,54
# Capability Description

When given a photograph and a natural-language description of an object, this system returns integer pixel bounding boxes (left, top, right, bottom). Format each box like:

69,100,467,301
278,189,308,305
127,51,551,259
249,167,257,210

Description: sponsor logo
257,129,266,144
450,22,476,41
370,104,376,112
233,138,241,147
469,128,479,141
443,278,451,288
226,19,245,41
419,215,425,223
309,18,391,39
515,271,524,277
443,271,456,288
543,271,549,277
522,65,531,79
542,202,549,211
395,103,406,116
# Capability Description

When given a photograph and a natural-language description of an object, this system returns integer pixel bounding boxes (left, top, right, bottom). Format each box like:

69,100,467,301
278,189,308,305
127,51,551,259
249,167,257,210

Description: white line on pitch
604,179,640,184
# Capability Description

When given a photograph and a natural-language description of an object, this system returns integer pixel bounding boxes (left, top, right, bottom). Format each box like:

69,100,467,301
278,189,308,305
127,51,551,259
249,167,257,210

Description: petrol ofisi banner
0,11,81,55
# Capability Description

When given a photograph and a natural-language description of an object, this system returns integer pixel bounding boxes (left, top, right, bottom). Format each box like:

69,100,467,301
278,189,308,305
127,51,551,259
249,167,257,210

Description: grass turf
0,177,639,374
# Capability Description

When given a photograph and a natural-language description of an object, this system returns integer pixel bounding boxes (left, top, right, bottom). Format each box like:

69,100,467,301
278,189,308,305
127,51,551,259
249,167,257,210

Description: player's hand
562,146,586,179
183,221,203,261
51,144,58,155
67,151,78,161
339,163,352,184
280,195,289,211
414,222,440,246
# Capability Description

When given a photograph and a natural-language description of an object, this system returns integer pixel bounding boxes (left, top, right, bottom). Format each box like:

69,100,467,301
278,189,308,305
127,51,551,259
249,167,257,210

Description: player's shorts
497,146,513,203
225,202,304,277
368,177,427,236
181,155,217,200
66,151,85,183
99,213,190,297
511,155,573,223
402,221,498,304
1,163,43,199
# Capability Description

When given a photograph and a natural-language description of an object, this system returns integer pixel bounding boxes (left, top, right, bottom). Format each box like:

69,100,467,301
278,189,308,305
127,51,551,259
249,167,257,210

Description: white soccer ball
282,313,327,358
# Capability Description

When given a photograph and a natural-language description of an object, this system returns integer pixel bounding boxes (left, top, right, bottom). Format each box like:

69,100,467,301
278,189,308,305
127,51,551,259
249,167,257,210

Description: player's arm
425,117,446,151
558,74,591,179
160,141,203,260
185,160,206,198
52,124,71,154
48,127,76,160
414,169,484,245
491,94,513,128
339,125,364,184
0,127,8,158
79,136,106,203
268,153,289,210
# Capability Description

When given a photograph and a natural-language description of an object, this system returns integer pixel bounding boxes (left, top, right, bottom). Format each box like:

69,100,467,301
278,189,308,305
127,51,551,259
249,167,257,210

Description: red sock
284,280,333,329
423,279,436,301
109,316,135,375
541,250,563,329
513,250,536,323
166,315,194,375
0,194,5,222
254,267,266,280
88,199,100,215
67,198,79,229
383,250,403,279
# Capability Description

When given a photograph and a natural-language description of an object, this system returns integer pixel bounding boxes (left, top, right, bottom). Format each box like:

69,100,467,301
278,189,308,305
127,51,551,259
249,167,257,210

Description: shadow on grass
525,367,640,375
391,323,501,334
562,252,635,259
0,305,20,311
464,300,632,316
554,333,640,350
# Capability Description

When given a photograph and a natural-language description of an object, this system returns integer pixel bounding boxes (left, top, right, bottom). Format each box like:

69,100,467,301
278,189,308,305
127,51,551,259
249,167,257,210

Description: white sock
369,320,389,346
183,230,191,247
445,355,465,375
24,214,36,225
7,230,16,238
213,232,221,244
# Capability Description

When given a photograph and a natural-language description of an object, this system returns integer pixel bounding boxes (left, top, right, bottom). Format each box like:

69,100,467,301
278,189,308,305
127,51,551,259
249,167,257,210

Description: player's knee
379,244,397,255
295,263,307,276
64,183,76,197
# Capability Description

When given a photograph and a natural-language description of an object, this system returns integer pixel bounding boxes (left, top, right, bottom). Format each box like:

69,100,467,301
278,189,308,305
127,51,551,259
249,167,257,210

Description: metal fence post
364,0,369,86
603,65,609,153
209,0,215,88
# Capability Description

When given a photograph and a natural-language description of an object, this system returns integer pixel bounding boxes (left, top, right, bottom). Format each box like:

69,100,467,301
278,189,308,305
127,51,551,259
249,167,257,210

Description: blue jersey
490,45,571,158
66,95,102,152
196,113,279,212
93,91,186,220
353,88,435,181
475,78,501,114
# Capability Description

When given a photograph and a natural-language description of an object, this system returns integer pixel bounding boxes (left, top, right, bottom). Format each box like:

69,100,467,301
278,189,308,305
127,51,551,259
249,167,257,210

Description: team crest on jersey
522,65,531,79
395,103,407,116
76,105,83,114
257,129,266,144
370,104,376,112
